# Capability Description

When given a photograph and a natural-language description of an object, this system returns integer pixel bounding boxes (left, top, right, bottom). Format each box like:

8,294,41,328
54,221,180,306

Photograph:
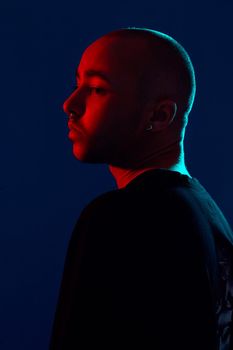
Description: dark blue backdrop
1,1,232,349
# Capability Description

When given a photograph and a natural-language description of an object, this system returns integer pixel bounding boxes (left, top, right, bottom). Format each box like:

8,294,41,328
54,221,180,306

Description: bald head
96,27,196,129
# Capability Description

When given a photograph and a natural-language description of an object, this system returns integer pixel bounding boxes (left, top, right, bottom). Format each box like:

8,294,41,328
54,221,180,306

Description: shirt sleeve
49,190,218,350
48,203,99,350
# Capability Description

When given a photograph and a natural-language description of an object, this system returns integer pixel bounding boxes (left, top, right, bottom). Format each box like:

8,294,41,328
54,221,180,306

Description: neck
108,142,191,189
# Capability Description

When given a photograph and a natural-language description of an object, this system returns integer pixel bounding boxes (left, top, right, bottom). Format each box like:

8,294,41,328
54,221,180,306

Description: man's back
49,169,233,350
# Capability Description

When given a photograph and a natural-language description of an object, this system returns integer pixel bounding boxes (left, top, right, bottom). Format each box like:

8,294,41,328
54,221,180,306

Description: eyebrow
75,69,112,85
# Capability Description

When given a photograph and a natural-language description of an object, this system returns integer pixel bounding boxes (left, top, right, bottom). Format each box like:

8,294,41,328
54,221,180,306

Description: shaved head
99,27,196,131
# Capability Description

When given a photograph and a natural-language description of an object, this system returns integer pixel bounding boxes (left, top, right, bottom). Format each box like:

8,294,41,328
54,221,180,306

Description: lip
68,121,83,134
68,129,81,141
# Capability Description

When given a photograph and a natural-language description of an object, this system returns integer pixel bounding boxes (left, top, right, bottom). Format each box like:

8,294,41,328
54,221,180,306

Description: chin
72,144,90,162
72,143,104,164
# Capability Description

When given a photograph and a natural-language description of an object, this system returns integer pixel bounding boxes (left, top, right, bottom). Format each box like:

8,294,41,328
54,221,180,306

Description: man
49,28,233,350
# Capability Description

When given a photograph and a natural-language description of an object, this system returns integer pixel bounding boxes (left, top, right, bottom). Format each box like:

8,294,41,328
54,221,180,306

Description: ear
150,100,177,131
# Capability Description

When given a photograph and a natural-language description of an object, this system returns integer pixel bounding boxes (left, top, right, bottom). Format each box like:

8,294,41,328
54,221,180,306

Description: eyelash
72,85,106,94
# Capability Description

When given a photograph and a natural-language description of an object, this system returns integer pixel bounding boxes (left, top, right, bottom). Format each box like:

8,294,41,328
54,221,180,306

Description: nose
63,90,85,119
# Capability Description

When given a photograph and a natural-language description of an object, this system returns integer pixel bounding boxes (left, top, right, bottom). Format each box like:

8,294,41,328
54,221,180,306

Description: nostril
69,111,75,119
68,111,79,122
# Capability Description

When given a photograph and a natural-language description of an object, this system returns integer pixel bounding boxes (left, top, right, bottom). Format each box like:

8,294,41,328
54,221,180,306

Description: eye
90,87,106,95
72,85,106,95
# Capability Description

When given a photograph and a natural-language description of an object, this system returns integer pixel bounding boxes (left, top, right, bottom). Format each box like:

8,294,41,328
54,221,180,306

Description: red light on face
68,120,84,134
68,128,82,141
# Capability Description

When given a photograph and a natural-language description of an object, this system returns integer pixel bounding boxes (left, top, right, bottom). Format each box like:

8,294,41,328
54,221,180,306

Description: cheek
83,96,125,134
80,91,143,148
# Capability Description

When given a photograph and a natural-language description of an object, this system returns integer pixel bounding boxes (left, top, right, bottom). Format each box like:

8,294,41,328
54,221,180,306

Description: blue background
1,0,232,349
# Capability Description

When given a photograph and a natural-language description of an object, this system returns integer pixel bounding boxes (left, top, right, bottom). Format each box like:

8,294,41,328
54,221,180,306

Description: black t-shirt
49,169,233,350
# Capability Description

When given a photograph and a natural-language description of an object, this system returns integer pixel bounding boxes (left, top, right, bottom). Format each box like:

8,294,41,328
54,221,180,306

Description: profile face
63,35,148,166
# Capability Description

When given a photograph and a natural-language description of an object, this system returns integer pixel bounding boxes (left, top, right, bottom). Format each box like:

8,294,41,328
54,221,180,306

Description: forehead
77,36,149,82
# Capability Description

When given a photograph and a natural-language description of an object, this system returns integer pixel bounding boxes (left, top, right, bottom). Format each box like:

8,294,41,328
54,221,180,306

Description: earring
145,124,153,131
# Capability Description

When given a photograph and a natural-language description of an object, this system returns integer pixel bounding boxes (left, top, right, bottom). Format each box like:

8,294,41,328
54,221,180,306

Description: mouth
68,121,83,133
67,121,84,142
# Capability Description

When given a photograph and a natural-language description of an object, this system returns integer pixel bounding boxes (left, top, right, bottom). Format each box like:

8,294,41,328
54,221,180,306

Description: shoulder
71,188,126,242
75,182,210,247
79,183,204,230
80,188,124,220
